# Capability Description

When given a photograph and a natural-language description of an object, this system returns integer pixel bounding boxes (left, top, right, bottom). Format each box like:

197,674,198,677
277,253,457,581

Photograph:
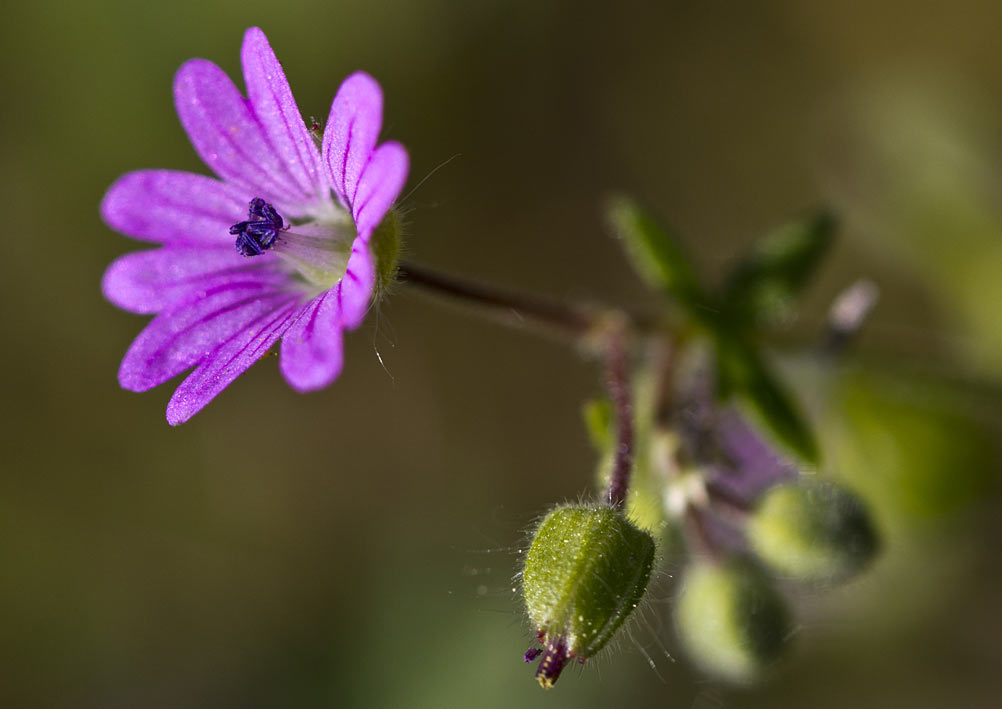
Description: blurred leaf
604,196,707,313
721,210,836,327
821,82,1002,377
832,368,997,525
581,398,614,453
716,336,819,464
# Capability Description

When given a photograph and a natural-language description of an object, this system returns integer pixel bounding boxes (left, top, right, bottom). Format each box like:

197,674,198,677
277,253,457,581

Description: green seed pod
675,557,791,684
747,480,878,584
522,504,656,688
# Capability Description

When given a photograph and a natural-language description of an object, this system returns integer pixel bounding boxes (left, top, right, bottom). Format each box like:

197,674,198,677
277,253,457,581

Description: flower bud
747,480,878,583
675,557,791,684
522,504,656,688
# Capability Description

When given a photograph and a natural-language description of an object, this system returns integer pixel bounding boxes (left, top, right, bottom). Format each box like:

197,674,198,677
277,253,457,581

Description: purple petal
102,246,256,314
335,239,376,329
166,300,301,425
352,141,408,240
101,170,247,245
712,407,798,500
322,72,383,209
118,275,293,392
241,27,328,205
279,291,345,391
174,58,310,212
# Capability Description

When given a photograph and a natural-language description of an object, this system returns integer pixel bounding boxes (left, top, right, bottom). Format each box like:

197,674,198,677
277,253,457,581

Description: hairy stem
605,326,634,508
397,261,596,337
397,261,666,342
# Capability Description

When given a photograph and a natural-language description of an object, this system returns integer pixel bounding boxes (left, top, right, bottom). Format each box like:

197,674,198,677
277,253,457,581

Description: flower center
230,198,355,293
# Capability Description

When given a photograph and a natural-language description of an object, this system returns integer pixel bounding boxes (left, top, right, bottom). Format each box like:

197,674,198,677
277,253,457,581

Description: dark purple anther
533,638,572,689
523,647,542,663
231,198,285,257
248,197,284,229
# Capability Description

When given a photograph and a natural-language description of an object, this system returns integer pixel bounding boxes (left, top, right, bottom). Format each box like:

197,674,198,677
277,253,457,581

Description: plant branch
605,325,634,508
397,261,596,337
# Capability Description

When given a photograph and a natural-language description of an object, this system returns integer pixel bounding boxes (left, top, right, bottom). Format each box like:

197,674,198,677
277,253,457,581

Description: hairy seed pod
522,504,656,688
747,480,879,584
675,557,791,684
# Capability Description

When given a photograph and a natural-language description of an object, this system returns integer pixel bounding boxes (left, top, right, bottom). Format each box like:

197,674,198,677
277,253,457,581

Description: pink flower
102,27,408,424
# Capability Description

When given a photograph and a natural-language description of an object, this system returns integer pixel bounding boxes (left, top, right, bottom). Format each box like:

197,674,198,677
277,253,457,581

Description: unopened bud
522,504,656,688
675,557,791,684
747,480,878,583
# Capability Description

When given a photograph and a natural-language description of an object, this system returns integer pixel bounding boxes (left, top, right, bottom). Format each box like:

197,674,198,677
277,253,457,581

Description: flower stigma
230,197,355,295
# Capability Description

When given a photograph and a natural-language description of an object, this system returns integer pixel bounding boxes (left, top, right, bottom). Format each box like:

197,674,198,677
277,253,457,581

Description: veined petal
174,58,309,211
166,300,301,425
279,291,345,391
241,27,329,205
119,276,293,392
102,246,258,314
322,72,383,209
352,141,408,240
335,239,376,329
101,170,247,245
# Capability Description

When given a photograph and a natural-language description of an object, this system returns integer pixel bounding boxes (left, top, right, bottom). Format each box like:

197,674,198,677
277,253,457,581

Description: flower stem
605,326,634,508
396,261,648,509
396,261,666,342
397,261,596,337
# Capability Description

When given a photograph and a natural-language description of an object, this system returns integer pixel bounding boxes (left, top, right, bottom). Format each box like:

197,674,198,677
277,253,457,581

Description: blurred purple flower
102,27,408,424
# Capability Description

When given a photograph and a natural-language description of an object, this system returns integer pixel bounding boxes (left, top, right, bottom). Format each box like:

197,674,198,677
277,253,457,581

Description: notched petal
102,246,247,314
118,278,290,392
100,170,247,246
166,300,301,425
174,58,307,209
352,141,409,240
322,71,384,208
334,240,376,330
279,292,346,392
241,27,329,204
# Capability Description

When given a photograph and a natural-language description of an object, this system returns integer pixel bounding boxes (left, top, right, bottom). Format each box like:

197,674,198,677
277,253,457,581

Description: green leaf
605,196,706,312
716,336,819,464
833,368,997,524
581,398,614,454
722,210,835,326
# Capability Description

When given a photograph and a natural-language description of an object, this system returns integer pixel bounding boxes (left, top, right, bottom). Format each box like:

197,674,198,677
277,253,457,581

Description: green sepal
721,211,836,327
370,208,403,298
605,196,707,313
715,335,819,464
747,480,879,584
675,557,792,684
523,505,656,662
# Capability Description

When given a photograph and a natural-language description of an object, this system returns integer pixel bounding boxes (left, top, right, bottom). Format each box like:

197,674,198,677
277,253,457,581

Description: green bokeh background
3,1,1001,707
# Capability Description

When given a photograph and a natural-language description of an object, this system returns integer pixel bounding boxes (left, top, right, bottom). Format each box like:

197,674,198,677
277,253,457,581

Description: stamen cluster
230,197,285,256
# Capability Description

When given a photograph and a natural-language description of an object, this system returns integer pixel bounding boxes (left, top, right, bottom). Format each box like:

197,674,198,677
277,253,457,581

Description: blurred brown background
2,1,1001,707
